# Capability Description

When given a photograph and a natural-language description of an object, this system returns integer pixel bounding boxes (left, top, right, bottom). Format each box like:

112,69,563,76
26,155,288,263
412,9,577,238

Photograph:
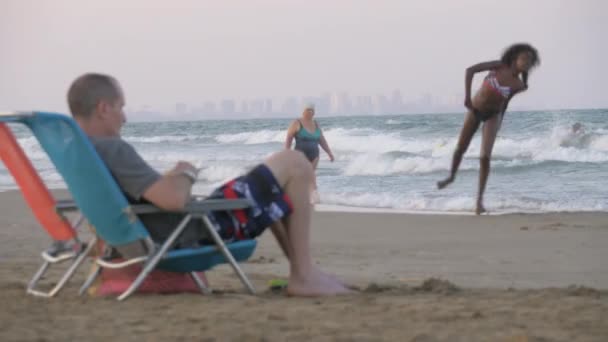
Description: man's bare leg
264,150,351,296
270,220,290,259
270,219,343,285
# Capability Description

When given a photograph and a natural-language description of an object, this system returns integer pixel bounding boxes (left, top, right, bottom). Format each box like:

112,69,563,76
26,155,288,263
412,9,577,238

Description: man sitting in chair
66,73,351,297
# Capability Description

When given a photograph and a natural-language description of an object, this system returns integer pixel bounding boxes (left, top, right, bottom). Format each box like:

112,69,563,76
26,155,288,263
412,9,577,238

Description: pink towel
89,262,208,296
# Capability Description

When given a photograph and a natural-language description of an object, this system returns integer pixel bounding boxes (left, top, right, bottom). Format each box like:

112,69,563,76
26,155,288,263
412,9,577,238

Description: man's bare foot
475,203,487,215
437,176,454,189
287,269,353,297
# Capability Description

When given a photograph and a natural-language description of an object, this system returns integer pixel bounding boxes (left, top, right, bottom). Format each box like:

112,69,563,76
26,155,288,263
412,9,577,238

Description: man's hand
166,161,197,176
143,160,198,211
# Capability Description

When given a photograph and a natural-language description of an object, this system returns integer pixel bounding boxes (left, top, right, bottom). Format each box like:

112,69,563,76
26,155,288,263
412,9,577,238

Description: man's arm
94,138,197,212
142,162,197,211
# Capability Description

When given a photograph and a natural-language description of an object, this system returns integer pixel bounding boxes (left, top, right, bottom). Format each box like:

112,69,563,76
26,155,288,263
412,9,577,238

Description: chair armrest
55,199,79,212
185,197,253,213
129,204,164,214
130,197,252,215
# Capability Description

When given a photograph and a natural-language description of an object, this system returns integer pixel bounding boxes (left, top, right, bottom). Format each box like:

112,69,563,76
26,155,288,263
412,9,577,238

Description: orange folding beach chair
0,121,95,297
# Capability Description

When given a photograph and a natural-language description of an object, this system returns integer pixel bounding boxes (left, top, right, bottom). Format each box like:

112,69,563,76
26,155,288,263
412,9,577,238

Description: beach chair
0,111,257,301
0,120,95,297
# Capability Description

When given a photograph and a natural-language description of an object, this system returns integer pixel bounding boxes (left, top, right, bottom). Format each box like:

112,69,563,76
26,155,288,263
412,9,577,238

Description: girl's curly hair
501,43,540,87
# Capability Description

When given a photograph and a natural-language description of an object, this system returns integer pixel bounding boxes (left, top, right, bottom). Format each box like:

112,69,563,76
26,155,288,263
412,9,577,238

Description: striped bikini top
483,70,512,98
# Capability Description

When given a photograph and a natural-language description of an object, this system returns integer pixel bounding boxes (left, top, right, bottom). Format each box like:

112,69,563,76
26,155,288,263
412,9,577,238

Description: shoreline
1,188,606,216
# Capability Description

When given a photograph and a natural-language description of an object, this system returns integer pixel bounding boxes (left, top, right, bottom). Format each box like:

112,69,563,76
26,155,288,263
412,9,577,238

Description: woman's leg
438,111,480,189
311,157,319,188
476,114,501,215
310,156,320,203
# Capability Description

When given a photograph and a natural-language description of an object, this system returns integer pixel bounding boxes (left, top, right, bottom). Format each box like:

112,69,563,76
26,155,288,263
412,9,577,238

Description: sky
1,0,606,118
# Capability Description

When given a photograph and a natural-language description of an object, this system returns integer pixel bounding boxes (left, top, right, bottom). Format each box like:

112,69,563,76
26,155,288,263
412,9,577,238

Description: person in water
560,122,590,148
437,43,540,215
285,103,335,204
572,122,585,135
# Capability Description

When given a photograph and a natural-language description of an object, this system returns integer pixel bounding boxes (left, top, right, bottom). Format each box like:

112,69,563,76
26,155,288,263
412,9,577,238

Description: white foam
215,130,284,144
319,191,607,213
314,204,483,215
343,154,464,176
324,128,412,154
206,124,608,165
197,164,247,183
590,134,608,152
15,136,48,160
125,135,204,143
458,132,608,164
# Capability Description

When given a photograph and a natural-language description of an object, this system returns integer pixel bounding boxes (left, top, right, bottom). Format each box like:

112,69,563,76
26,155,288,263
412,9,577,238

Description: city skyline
129,88,555,121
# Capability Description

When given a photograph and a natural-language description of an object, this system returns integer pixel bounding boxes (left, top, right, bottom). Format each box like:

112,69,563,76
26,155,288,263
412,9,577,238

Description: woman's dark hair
501,43,540,88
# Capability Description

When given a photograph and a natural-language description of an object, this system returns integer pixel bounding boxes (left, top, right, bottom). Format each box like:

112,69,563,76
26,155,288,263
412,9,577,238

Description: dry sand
0,190,607,341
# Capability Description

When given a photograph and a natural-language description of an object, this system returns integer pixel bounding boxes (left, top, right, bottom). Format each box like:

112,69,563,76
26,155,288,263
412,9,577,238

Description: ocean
2,109,607,214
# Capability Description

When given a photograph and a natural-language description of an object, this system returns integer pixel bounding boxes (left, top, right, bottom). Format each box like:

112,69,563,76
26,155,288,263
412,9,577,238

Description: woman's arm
317,121,334,161
284,120,298,150
464,60,504,109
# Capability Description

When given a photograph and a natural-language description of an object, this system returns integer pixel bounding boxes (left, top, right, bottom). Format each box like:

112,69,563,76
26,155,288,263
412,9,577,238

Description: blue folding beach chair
0,111,257,301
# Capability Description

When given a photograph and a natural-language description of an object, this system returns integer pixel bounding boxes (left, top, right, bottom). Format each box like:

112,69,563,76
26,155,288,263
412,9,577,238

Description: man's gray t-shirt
90,136,207,247
89,136,161,201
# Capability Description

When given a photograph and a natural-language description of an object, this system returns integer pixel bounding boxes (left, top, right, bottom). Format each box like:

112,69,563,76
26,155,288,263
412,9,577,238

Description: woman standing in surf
285,103,335,204
437,43,540,214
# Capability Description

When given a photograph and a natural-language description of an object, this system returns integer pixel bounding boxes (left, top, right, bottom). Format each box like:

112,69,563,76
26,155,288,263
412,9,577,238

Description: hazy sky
1,0,606,117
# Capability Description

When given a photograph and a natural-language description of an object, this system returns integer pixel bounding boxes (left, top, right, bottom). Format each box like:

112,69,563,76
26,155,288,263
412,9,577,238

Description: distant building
281,97,298,115
355,96,373,115
263,98,273,114
220,99,236,115
240,100,249,115
202,101,216,115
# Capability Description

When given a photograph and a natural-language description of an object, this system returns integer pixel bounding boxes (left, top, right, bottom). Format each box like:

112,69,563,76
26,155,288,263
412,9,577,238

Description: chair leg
201,215,256,294
115,258,157,301
27,236,97,298
190,272,212,295
46,236,96,297
70,214,85,232
117,215,194,301
26,261,51,296
79,263,101,296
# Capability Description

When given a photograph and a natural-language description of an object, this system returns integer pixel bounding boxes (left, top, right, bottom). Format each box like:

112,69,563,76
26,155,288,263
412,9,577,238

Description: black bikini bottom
472,109,500,123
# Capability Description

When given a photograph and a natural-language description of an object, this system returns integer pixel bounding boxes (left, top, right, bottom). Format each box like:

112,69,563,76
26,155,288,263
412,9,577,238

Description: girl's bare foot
475,203,487,215
437,176,454,189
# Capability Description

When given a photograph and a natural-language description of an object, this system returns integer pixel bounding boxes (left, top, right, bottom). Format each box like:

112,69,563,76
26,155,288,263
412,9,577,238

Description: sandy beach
1,190,607,341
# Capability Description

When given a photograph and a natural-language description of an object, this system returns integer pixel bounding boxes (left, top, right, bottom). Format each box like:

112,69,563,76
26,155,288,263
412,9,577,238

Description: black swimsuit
294,120,321,162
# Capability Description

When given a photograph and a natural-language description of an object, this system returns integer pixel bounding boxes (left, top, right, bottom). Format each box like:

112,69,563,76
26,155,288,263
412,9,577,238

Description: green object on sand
268,279,288,290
